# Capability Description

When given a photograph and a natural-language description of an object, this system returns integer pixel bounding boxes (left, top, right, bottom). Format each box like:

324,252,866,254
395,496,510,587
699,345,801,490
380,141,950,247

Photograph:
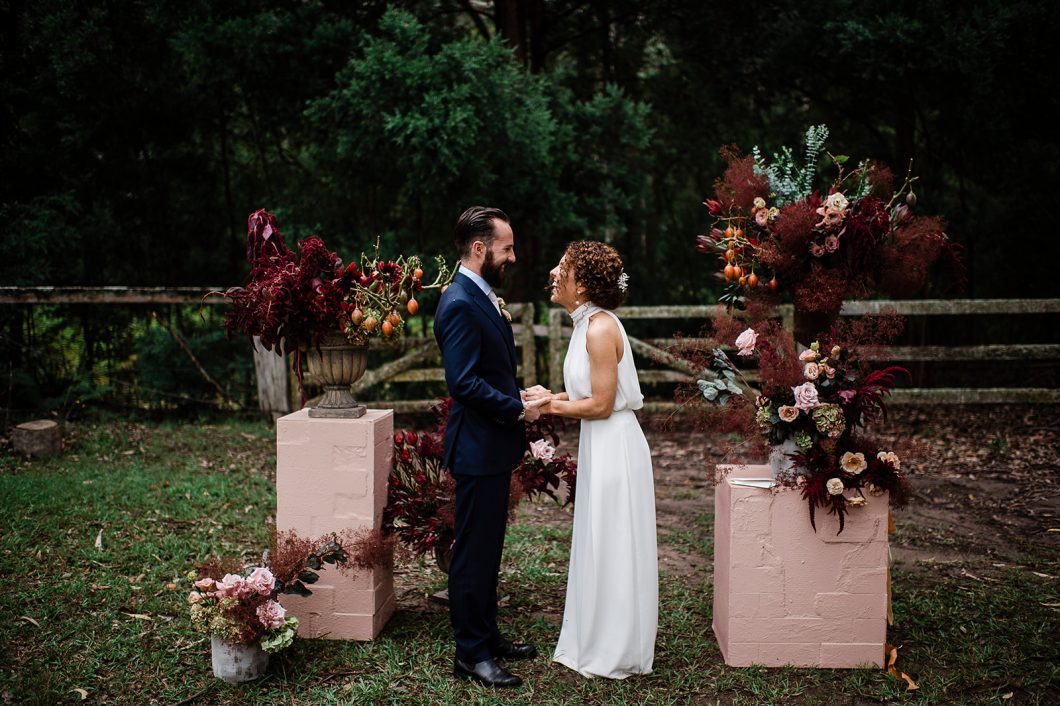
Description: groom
433,206,544,688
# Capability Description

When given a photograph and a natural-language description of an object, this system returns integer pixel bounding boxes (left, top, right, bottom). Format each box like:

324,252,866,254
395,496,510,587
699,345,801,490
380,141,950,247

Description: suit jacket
433,272,525,476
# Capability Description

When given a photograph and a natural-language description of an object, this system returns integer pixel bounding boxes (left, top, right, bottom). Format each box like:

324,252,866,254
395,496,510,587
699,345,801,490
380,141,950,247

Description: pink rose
825,191,849,210
529,439,555,462
809,242,826,257
803,362,820,380
214,573,245,598
735,328,758,357
246,567,276,596
822,364,836,379
838,389,856,403
778,405,799,422
792,382,820,411
193,578,216,591
256,599,287,629
799,348,818,362
824,234,840,253
754,209,769,227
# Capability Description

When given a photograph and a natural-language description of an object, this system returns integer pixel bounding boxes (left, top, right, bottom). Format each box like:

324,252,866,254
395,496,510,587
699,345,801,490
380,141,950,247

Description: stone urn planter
304,332,368,418
210,637,269,682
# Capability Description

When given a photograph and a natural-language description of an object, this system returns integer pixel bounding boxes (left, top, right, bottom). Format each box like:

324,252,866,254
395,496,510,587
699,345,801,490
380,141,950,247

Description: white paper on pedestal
728,478,777,489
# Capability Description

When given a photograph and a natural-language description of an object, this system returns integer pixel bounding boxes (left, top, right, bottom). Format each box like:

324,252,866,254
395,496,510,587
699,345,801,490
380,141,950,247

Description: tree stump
12,420,61,458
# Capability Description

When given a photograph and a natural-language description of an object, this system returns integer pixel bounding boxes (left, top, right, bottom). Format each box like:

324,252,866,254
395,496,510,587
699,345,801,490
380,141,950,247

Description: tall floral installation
695,125,963,345
213,209,452,403
684,126,963,533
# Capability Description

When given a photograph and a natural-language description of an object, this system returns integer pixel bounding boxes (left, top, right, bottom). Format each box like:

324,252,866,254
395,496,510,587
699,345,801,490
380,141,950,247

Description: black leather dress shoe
491,638,538,660
453,657,522,687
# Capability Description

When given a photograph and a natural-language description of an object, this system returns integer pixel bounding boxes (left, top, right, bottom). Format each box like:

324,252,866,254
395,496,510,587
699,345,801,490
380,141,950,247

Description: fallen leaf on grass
884,643,919,692
1041,602,1060,607
121,612,153,620
71,688,88,700
19,616,40,628
1002,693,1014,700
1031,571,1055,579
94,529,103,551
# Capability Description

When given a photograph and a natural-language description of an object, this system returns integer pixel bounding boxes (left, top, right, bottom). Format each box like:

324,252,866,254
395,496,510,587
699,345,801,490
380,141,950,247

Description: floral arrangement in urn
696,125,964,337
384,398,577,561
685,313,912,533
213,209,451,402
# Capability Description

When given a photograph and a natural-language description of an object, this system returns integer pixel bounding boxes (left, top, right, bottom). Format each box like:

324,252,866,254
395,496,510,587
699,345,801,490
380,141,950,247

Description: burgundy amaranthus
215,209,347,402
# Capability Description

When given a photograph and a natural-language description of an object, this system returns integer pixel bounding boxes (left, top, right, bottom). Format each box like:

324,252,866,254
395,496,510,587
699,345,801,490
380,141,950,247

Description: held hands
522,396,550,423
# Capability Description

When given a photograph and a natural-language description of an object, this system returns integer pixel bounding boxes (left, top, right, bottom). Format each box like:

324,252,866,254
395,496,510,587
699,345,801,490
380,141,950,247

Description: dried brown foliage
335,527,394,572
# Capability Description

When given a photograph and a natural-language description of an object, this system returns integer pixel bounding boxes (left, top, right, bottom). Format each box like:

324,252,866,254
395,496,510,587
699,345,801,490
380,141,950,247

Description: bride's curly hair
562,241,627,310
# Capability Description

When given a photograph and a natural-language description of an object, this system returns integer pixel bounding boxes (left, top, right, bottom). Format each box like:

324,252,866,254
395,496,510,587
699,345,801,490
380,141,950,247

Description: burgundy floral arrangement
682,312,912,534
212,209,451,401
383,398,578,558
696,125,964,322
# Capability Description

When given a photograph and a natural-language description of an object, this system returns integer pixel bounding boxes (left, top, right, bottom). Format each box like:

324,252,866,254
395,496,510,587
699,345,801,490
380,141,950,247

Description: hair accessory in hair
617,270,629,293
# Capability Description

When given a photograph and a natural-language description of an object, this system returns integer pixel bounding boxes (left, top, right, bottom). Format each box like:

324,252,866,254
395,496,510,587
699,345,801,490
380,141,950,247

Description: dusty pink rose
799,348,818,362
826,478,845,495
754,209,769,227
214,573,245,598
187,591,203,604
778,405,799,422
529,439,555,462
246,567,276,596
838,390,856,403
792,382,820,411
824,234,840,253
809,242,826,257
193,578,216,591
803,362,820,380
735,328,758,356
822,363,836,379
825,192,849,210
256,599,287,629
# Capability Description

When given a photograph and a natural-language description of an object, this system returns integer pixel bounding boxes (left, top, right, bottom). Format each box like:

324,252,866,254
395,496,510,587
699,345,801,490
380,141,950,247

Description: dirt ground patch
396,404,1060,601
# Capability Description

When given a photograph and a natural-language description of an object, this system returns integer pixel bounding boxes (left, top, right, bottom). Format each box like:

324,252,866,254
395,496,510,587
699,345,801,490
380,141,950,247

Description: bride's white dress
552,304,658,679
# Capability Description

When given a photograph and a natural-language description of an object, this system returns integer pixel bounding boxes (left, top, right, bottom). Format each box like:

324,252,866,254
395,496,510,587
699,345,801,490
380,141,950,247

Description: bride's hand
522,384,552,402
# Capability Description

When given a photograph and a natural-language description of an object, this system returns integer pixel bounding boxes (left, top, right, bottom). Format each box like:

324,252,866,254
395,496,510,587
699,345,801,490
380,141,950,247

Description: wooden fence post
548,308,565,391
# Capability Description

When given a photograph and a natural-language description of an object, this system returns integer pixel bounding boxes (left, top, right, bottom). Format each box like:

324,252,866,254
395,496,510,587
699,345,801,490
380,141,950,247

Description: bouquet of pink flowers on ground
681,313,913,533
188,566,299,652
188,530,390,651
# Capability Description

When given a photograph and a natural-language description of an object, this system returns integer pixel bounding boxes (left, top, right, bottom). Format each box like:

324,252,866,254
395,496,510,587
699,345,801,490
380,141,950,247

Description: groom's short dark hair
454,206,509,258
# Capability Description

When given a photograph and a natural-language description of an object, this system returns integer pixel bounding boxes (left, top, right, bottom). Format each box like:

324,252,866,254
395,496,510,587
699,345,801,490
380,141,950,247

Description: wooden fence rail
3,288,1058,411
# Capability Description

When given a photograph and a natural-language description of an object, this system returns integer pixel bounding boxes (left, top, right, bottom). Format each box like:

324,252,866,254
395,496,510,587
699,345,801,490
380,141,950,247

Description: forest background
2,0,1057,412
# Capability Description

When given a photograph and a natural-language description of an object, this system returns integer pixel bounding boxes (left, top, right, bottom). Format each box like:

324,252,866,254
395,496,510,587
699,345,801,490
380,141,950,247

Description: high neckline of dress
570,302,602,326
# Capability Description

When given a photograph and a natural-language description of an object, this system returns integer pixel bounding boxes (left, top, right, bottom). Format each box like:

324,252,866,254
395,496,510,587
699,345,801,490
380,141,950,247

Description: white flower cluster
617,270,629,293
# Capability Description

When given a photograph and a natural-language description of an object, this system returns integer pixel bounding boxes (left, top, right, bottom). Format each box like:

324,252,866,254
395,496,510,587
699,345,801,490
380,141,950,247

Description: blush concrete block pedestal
275,408,396,640
713,464,888,668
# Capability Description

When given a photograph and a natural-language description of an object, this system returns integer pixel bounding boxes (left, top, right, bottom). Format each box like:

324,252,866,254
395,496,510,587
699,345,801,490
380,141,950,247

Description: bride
524,240,658,679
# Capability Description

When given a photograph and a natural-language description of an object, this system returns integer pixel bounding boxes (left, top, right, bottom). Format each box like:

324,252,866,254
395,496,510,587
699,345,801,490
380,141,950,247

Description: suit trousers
449,471,511,662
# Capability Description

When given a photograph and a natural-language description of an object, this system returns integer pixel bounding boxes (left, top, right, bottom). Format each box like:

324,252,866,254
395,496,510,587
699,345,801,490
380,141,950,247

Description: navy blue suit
433,272,525,662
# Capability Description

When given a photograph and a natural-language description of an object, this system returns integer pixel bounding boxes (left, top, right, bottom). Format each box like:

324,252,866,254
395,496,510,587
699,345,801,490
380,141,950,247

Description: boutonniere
496,297,512,322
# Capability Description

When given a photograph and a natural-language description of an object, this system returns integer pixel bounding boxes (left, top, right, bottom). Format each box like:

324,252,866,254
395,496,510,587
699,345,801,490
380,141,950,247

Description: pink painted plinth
275,408,396,640
713,464,888,668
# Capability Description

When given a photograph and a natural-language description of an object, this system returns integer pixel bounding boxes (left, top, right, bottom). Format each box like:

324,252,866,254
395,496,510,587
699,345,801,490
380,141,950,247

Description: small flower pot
210,636,269,682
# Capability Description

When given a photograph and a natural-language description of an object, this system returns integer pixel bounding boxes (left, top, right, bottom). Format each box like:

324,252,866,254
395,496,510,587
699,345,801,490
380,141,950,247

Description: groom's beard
481,250,508,288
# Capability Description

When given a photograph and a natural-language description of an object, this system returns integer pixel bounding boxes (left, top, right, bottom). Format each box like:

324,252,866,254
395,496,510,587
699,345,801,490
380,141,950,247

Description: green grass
1,420,1056,704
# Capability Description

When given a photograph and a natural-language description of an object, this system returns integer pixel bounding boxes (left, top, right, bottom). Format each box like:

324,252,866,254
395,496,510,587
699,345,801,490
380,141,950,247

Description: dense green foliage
2,1,1057,411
